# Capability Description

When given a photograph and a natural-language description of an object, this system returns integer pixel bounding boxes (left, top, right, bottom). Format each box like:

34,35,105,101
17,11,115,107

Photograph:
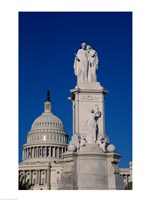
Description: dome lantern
44,90,52,113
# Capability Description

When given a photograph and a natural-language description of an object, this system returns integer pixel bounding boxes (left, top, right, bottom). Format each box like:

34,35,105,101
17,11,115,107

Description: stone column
22,149,24,160
36,170,38,184
30,147,32,158
45,146,47,157
34,147,36,157
61,147,63,154
41,147,42,157
30,170,32,184
38,147,39,157
37,147,38,157
27,148,29,159
38,170,41,184
57,147,59,158
24,149,26,159
47,165,50,189
32,147,34,158
27,149,28,159
126,175,128,186
45,170,47,184
52,147,55,157
49,147,51,157
26,149,27,159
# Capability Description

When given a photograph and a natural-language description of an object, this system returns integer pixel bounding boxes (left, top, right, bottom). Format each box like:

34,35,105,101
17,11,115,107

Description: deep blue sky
19,12,132,167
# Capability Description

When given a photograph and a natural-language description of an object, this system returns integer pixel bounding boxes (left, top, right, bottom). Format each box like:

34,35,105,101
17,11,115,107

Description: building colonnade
23,146,67,160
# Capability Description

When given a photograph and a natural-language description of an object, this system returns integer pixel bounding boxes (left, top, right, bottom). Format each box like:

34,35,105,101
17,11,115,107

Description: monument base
58,143,124,190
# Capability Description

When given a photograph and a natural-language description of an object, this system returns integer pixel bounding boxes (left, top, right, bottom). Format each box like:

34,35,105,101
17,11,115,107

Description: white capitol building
19,92,68,190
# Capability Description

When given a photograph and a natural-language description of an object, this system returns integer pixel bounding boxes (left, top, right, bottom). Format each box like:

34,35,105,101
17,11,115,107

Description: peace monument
58,42,124,189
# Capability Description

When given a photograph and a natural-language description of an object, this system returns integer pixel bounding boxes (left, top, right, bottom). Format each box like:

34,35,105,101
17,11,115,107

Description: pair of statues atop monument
74,42,99,83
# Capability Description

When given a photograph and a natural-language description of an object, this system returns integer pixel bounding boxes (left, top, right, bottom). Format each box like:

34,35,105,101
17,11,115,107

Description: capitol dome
22,91,68,163
31,107,64,132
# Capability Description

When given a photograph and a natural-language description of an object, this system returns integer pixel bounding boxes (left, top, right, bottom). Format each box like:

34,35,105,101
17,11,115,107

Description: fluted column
27,148,28,159
22,149,24,160
47,166,50,189
49,147,51,157
52,147,55,157
31,147,34,158
25,149,27,159
26,149,27,159
45,170,47,184
48,147,50,157
30,170,32,184
30,148,31,158
36,170,38,184
57,147,59,158
38,170,41,184
24,149,26,159
45,146,47,157
36,147,38,157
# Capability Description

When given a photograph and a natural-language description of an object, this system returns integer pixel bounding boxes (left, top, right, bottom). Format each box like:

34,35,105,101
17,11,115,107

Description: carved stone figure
79,136,86,147
74,43,88,82
97,135,108,152
86,105,101,143
87,45,99,82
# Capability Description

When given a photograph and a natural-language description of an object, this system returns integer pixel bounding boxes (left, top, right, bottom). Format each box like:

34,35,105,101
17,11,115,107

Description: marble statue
87,45,99,82
97,135,108,152
74,43,99,83
79,136,86,147
86,105,101,143
74,42,88,82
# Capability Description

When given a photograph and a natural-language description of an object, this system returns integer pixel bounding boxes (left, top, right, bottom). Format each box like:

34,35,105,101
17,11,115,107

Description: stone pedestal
70,82,108,140
58,143,124,190
60,82,124,190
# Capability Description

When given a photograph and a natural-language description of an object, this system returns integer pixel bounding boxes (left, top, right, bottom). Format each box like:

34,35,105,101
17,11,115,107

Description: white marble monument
58,43,124,190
